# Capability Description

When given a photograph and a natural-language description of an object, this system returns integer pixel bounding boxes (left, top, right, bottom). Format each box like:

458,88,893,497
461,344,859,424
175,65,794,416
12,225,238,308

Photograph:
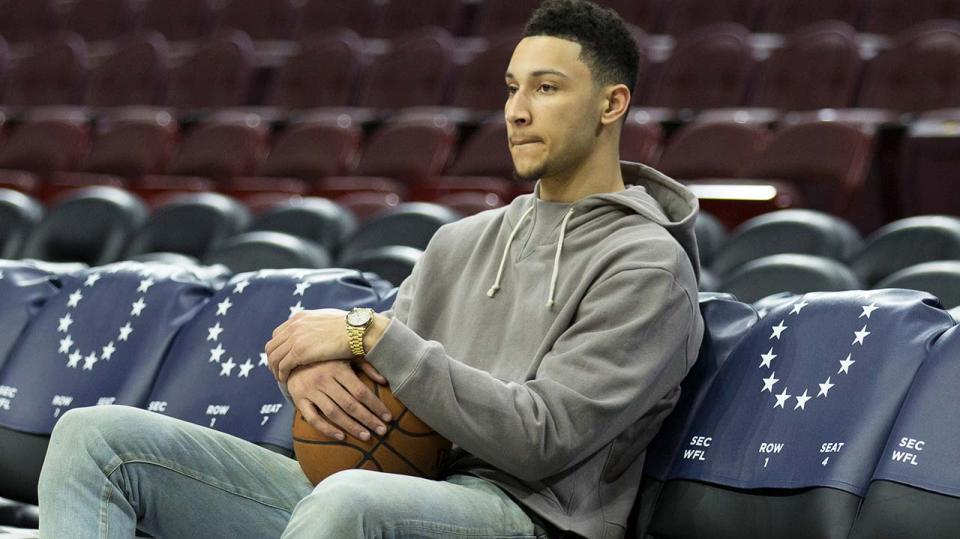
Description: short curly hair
523,0,639,92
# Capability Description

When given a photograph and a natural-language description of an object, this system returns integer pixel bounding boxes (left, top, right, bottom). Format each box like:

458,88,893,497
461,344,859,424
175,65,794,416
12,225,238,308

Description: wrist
363,314,389,355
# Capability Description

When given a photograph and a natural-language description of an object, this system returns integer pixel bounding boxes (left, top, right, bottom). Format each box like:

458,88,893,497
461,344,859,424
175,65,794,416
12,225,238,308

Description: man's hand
287,360,392,442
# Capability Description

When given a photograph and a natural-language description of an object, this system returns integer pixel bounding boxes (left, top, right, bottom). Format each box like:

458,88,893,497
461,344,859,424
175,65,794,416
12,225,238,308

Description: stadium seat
647,289,955,538
620,112,663,166
413,177,514,204
20,187,147,266
749,21,862,111
850,323,960,538
352,120,457,186
595,0,664,31
165,30,254,109
0,189,42,258
203,231,331,273
448,33,521,113
354,28,456,111
86,31,169,108
142,0,217,42
897,118,960,216
339,245,423,288
0,262,224,504
218,0,296,41
874,261,960,309
337,202,461,263
264,30,365,110
432,191,506,216
297,0,386,38
862,0,960,35
0,113,90,195
64,0,135,43
249,197,356,255
332,191,403,223
694,211,727,269
447,120,513,180
0,0,59,45
657,0,763,35
757,0,865,34
2,32,87,107
849,215,960,286
718,254,862,302
312,176,409,203
144,269,394,455
711,210,862,276
644,23,755,110
473,0,541,36
379,0,466,37
124,192,251,260
656,121,772,179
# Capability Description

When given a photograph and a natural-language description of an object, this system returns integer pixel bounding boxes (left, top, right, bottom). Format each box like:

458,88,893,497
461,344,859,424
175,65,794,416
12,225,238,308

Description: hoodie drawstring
487,205,535,299
547,207,575,308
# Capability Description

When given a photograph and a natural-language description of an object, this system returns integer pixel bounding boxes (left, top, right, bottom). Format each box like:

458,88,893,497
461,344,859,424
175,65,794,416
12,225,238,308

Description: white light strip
687,184,779,201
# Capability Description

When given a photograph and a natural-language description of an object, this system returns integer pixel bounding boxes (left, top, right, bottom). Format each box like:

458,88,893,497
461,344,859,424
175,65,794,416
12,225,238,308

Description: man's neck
537,147,625,203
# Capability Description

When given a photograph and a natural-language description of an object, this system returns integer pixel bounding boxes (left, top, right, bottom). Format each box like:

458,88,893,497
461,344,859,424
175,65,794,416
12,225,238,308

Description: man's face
504,36,602,182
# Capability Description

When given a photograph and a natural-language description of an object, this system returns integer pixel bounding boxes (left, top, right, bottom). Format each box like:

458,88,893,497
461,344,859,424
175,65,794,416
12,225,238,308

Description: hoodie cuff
365,317,430,395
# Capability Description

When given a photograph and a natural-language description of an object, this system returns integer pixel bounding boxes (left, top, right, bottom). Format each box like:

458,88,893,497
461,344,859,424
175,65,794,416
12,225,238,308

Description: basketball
291,370,452,485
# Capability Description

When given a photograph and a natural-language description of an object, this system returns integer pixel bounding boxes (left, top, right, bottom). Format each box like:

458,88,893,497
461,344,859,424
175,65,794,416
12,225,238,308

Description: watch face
347,310,372,326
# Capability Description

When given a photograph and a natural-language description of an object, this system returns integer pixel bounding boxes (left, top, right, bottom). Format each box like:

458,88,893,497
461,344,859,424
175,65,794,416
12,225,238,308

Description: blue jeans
37,406,549,538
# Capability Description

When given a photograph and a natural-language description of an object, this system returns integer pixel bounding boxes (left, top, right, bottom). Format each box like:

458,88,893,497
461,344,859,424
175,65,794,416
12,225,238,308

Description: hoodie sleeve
365,264,701,482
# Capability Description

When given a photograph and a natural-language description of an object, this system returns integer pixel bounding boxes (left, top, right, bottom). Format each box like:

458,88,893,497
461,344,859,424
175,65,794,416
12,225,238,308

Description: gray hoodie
362,162,704,538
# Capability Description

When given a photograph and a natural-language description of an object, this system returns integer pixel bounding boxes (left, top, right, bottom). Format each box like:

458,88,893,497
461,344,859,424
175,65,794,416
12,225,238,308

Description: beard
512,160,548,183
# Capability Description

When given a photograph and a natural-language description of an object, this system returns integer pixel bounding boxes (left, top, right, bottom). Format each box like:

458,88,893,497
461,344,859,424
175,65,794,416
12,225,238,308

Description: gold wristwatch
345,307,376,359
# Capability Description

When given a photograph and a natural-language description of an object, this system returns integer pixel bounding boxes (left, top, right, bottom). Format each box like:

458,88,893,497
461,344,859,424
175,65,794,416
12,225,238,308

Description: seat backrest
143,0,216,41
432,191,506,217
203,231,331,272
145,269,393,451
337,202,461,262
645,23,755,109
595,0,665,31
751,21,862,110
857,21,960,112
124,192,251,259
355,28,456,109
694,211,728,268
875,261,960,309
380,0,465,37
0,190,42,258
0,117,90,176
0,0,59,44
757,0,865,34
849,215,960,286
167,114,269,182
719,253,862,302
712,209,862,275
218,0,296,40
657,121,772,179
473,0,541,35
297,0,385,38
64,0,134,42
448,121,512,178
338,245,423,288
265,30,364,109
620,112,663,165
450,33,521,111
332,191,402,223
250,197,357,254
649,289,955,538
657,0,764,35
745,120,873,215
862,0,960,35
257,120,361,180
354,120,457,185
897,119,960,216
20,187,148,265
81,109,178,178
86,31,169,107
165,30,254,109
3,32,87,107
848,323,960,538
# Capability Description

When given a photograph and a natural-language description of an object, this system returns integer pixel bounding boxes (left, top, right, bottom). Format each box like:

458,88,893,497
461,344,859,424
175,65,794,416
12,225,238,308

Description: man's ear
600,84,630,126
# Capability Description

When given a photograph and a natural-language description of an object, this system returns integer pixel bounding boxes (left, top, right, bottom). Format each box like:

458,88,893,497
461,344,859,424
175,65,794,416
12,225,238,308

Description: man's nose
505,93,530,126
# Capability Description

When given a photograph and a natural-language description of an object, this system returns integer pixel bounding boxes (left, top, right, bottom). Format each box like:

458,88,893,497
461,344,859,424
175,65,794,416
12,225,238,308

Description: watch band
346,308,375,359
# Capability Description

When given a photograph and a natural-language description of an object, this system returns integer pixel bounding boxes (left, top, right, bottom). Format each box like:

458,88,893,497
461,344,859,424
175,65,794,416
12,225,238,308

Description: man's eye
539,84,557,93
506,86,518,95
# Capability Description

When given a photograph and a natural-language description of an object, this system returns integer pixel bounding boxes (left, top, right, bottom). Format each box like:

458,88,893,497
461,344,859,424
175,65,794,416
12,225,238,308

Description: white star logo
118,322,133,341
67,290,83,308
209,343,226,363
84,273,101,287
818,377,835,397
207,322,224,341
794,389,812,411
67,350,82,368
137,278,155,293
82,352,98,371
289,301,305,318
130,298,147,317
238,359,255,378
761,371,779,393
58,313,74,333
789,300,809,315
859,302,879,319
233,280,250,294
294,282,311,296
774,388,792,409
101,341,116,361
216,298,233,316
853,325,870,345
760,348,777,368
838,353,856,374
770,320,788,340
58,335,74,354
259,353,268,366
220,357,237,376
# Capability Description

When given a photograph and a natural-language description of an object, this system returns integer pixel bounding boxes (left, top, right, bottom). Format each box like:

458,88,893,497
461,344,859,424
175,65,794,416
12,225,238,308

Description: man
38,1,703,537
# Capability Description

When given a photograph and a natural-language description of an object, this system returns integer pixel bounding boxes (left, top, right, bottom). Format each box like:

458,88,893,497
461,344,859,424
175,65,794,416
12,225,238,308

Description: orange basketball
291,371,452,485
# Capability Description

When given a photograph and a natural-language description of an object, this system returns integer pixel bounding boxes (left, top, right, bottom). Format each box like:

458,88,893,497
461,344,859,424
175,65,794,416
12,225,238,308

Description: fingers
313,382,383,441
297,398,344,441
341,367,392,422
358,359,387,385
266,338,293,380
